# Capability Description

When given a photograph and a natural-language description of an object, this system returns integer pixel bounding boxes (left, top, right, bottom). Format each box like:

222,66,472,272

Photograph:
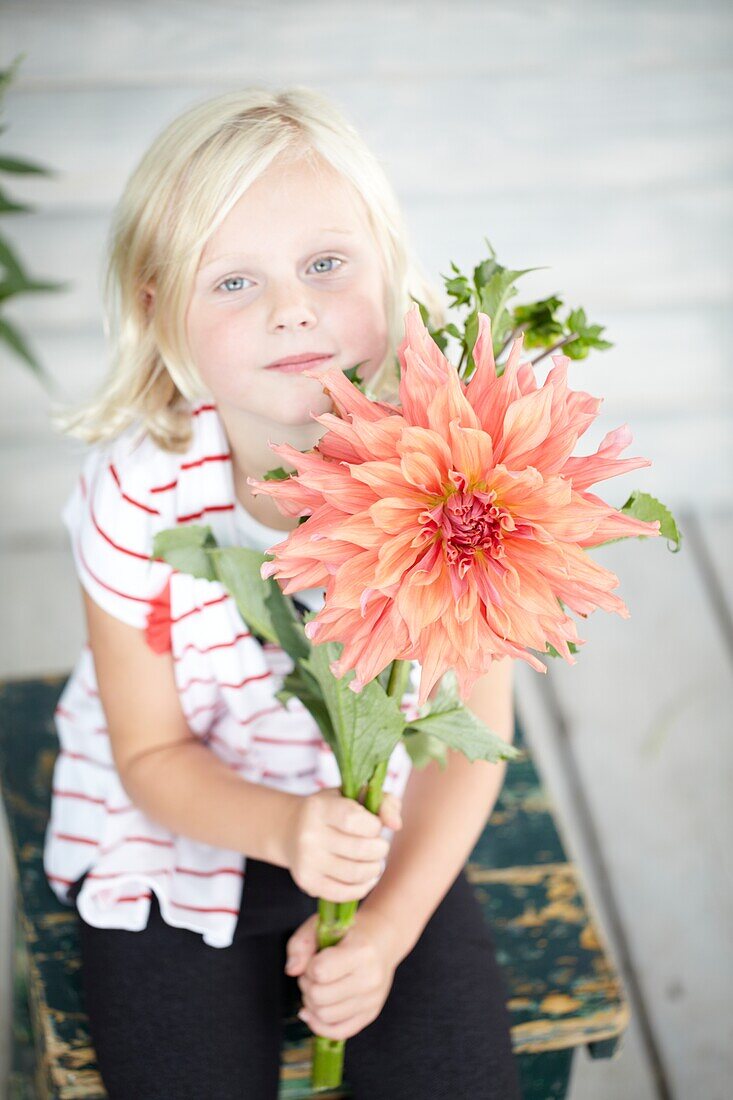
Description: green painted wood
1,675,628,1099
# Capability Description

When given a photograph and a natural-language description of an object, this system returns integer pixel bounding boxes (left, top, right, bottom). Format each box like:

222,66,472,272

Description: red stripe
183,700,219,721
219,669,273,691
77,538,153,608
180,452,232,472
109,463,160,516
192,404,217,417
52,788,107,806
171,591,232,624
174,630,254,658
82,472,153,563
53,831,99,846
85,865,244,879
168,899,240,915
234,703,283,727
59,750,114,770
150,449,232,495
177,503,236,523
251,734,323,747
262,766,318,780
176,673,218,692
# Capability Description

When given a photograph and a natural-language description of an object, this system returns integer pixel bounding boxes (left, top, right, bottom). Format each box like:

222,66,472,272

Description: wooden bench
0,673,628,1099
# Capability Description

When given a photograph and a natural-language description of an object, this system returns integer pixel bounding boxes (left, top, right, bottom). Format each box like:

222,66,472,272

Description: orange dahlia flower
248,306,660,707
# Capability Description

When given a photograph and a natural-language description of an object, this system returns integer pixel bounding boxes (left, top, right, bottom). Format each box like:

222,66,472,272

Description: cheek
336,291,389,377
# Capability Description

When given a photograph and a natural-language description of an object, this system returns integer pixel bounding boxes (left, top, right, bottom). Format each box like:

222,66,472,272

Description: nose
267,281,318,332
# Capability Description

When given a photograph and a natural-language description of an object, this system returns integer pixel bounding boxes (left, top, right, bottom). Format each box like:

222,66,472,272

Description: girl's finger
324,851,383,885
299,969,364,1007
301,993,366,1026
285,913,319,975
298,1006,367,1040
378,793,402,829
326,828,390,863
319,874,381,903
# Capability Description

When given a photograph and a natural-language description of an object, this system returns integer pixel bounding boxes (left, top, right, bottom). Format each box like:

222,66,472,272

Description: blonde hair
51,85,446,453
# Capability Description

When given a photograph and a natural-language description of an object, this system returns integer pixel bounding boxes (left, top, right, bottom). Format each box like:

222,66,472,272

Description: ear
141,282,155,317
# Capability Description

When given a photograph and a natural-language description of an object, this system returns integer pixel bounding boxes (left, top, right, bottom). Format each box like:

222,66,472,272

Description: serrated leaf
594,491,682,552
409,670,521,762
406,704,522,764
301,627,406,797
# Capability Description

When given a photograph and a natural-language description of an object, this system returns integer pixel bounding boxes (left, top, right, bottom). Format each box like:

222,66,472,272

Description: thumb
285,912,319,976
378,792,403,831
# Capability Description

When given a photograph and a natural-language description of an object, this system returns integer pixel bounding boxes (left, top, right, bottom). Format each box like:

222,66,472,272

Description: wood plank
3,182,732,332
533,515,733,1098
5,0,732,86
2,300,731,436
4,65,733,212
1,408,728,560
515,673,659,1099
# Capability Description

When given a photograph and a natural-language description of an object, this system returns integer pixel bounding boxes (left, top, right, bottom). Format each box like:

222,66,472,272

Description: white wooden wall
1,2,731,1096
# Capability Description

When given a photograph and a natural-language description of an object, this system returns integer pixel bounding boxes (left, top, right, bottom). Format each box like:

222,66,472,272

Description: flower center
417,481,516,578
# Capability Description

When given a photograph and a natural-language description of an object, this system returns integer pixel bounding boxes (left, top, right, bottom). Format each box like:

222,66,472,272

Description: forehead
199,155,369,264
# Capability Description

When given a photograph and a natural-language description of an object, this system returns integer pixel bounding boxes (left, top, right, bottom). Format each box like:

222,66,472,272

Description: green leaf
546,641,579,659
621,491,682,552
263,575,311,663
0,183,33,215
208,546,280,645
402,728,449,770
300,624,407,797
275,667,336,749
343,359,370,393
152,525,218,580
406,670,522,764
0,154,55,177
262,466,291,482
0,316,53,386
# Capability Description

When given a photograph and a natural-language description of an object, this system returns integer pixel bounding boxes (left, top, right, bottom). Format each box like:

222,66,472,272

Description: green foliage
151,527,520,792
598,491,683,553
151,525,217,581
299,623,407,798
410,236,613,383
404,670,523,764
0,54,70,388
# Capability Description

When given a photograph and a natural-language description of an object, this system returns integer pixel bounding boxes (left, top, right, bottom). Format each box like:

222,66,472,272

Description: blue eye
216,256,343,294
218,276,250,293
310,256,343,274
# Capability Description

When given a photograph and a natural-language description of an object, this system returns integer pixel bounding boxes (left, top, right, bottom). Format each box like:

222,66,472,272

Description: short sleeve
62,438,172,630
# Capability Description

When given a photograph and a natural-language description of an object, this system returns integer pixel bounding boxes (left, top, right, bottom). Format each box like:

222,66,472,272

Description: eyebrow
200,229,355,271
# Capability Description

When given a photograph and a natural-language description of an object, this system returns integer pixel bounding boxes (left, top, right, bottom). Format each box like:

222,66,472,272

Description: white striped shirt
43,400,418,948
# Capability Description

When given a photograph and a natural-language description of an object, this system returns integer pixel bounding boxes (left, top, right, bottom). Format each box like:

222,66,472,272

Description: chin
271,390,333,428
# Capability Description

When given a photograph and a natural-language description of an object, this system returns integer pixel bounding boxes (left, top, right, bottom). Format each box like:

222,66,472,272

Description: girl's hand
283,788,402,902
285,907,400,1040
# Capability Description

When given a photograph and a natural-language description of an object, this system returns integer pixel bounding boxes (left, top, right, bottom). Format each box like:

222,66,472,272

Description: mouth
264,354,335,373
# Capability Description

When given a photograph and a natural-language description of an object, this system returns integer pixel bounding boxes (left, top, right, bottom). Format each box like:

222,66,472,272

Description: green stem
310,659,409,1091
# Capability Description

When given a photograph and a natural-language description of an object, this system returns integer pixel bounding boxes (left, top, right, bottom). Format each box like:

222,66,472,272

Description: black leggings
70,858,522,1099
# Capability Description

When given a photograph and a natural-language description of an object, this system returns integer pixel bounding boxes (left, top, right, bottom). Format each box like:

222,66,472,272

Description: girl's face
185,153,390,433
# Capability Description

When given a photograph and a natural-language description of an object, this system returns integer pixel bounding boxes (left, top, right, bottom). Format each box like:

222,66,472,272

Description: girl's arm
83,585,397,890
359,657,515,966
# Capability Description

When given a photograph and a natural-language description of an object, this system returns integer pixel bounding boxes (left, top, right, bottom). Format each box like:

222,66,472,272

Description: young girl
43,86,522,1099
